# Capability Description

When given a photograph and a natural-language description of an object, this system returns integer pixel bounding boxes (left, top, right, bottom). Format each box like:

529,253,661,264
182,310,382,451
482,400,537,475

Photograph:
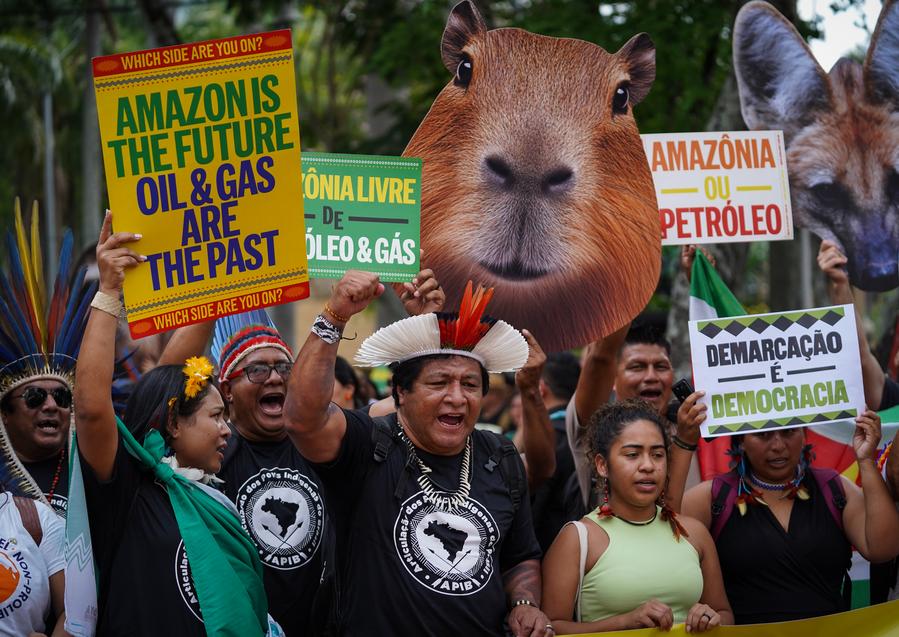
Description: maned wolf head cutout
734,0,899,292
404,1,661,351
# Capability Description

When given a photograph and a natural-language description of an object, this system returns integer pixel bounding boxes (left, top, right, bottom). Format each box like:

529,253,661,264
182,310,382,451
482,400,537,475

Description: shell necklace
398,427,471,511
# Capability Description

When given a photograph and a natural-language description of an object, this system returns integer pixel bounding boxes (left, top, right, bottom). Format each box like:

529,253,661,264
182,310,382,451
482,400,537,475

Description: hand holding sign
96,211,145,295
853,409,882,463
394,268,445,316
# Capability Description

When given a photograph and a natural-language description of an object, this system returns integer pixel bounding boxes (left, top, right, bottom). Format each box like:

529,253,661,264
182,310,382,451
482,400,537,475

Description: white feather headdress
355,282,529,372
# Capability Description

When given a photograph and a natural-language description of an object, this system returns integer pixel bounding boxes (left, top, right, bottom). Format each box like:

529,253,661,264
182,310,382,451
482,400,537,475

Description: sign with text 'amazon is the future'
642,130,793,245
689,304,863,438
93,30,309,338
302,152,421,282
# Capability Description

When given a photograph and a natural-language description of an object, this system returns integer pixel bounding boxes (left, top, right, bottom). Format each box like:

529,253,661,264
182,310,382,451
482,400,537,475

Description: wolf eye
811,181,850,208
612,84,629,114
887,170,899,202
455,54,473,88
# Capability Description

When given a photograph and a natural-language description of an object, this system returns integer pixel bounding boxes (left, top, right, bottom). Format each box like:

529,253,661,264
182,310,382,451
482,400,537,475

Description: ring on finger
545,624,554,633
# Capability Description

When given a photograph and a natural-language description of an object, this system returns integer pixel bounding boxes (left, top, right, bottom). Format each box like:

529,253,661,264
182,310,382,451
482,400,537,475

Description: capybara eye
612,84,629,114
455,54,473,87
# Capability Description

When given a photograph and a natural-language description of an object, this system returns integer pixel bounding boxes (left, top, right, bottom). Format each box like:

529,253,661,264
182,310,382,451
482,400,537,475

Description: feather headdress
212,309,292,382
0,199,96,398
0,199,96,502
355,281,529,372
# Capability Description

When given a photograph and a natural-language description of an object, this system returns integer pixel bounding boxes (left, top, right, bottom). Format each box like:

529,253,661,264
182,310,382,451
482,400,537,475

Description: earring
598,477,612,517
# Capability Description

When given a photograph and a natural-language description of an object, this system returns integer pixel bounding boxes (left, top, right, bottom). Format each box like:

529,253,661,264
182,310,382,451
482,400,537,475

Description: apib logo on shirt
236,467,324,570
394,493,498,596
0,538,32,619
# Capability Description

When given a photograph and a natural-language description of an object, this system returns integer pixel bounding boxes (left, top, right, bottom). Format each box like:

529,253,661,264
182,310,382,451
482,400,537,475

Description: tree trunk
81,0,103,249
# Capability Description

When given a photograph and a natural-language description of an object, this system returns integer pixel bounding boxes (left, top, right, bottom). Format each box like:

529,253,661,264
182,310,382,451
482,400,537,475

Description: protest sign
642,131,793,245
302,152,421,282
404,2,660,352
93,30,309,338
734,1,899,292
689,304,863,438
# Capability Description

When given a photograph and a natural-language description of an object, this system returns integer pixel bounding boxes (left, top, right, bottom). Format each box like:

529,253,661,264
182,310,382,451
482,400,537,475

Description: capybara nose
541,166,574,195
483,154,516,189
483,154,574,195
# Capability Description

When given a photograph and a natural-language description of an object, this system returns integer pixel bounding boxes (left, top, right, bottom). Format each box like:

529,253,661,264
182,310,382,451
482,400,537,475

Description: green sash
117,417,267,636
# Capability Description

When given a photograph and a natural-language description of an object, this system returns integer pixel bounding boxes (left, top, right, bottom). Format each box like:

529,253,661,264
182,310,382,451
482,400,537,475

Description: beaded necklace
398,427,472,511
46,447,65,501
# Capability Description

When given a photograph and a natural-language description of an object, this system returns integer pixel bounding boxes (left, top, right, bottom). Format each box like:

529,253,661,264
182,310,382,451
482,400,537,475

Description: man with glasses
0,380,73,516
205,309,330,636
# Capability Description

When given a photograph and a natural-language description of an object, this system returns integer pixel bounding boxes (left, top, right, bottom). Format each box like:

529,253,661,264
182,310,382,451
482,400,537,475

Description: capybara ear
441,0,487,76
615,32,655,105
733,1,831,135
864,0,899,107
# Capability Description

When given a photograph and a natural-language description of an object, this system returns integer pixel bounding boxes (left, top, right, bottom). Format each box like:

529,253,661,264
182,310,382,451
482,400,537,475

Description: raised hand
853,409,882,463
325,270,385,326
95,210,145,295
394,268,445,316
515,330,547,392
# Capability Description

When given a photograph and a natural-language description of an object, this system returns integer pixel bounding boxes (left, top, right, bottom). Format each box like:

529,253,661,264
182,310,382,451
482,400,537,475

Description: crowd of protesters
3,208,899,637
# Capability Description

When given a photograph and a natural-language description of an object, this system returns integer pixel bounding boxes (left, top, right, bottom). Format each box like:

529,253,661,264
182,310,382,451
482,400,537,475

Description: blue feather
211,309,275,366
56,267,86,354
0,269,37,356
62,280,96,360
47,230,73,347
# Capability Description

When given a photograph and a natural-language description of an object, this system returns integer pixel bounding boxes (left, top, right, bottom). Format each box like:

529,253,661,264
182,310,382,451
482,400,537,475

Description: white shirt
0,492,65,636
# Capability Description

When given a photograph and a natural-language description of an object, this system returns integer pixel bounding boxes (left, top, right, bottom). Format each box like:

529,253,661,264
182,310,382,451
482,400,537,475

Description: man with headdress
0,203,97,517
284,270,552,637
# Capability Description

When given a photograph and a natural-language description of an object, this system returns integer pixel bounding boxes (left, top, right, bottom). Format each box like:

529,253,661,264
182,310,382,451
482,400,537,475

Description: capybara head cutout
734,0,899,292
404,0,661,351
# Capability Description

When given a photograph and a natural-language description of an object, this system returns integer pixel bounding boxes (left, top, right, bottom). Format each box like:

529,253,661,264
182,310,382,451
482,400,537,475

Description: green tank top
579,507,703,624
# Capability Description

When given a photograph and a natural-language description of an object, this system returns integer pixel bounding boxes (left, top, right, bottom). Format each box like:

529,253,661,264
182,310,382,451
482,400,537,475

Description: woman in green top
542,400,733,633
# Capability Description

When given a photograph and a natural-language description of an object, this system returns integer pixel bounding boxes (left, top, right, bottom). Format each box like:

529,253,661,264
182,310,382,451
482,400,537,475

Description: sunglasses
12,386,73,409
229,361,293,384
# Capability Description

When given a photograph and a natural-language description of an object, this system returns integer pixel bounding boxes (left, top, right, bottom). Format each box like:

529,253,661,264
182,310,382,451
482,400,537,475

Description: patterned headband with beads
211,309,292,383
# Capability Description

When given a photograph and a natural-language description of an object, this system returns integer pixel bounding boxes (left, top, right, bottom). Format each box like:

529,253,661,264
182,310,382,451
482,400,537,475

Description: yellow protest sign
564,599,899,637
93,31,308,338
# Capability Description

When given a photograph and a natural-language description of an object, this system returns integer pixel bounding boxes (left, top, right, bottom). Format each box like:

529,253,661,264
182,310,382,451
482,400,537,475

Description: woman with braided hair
679,411,899,624
541,399,733,633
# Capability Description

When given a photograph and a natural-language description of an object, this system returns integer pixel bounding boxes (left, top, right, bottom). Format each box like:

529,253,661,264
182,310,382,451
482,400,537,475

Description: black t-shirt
24,451,69,517
880,376,899,411
530,406,576,552
218,430,326,636
314,410,541,637
81,436,206,636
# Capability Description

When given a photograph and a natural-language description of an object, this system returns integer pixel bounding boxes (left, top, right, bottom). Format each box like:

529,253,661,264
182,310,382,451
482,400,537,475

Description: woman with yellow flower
72,212,279,637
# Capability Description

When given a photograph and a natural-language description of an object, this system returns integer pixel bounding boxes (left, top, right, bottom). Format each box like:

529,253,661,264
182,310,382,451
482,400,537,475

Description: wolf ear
616,33,656,105
865,0,899,107
733,1,831,136
441,1,487,76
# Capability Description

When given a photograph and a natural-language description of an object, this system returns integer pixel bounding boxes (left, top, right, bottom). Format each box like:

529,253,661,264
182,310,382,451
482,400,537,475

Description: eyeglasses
229,361,293,384
11,386,72,409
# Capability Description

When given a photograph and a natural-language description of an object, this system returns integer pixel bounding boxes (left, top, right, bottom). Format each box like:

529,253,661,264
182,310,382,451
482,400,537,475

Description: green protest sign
302,152,421,282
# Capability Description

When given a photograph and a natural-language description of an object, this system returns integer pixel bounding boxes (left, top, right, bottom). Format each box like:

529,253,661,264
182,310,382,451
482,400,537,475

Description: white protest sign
642,130,793,246
689,304,863,438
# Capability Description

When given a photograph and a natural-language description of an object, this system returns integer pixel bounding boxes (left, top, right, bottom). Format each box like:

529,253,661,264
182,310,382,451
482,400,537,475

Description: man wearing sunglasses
0,379,72,516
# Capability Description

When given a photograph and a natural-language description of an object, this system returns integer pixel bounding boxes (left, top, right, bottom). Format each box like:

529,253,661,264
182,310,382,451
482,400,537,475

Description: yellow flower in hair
182,356,214,399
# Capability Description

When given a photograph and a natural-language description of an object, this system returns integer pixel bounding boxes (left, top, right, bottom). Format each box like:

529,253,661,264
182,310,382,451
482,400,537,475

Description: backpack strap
13,496,42,546
810,467,846,533
371,414,399,463
710,472,739,541
483,432,525,514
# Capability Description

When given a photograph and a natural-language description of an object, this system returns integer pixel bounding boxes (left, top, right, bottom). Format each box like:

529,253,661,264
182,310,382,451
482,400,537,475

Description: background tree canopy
2,0,889,364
